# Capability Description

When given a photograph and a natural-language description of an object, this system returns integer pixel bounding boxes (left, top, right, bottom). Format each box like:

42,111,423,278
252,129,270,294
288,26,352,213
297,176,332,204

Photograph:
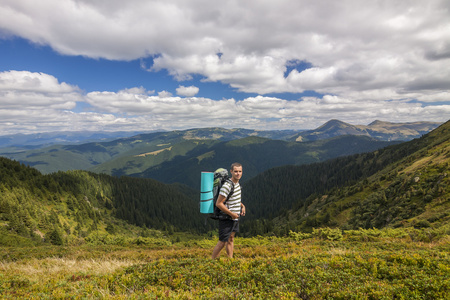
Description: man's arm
241,203,246,216
216,194,239,219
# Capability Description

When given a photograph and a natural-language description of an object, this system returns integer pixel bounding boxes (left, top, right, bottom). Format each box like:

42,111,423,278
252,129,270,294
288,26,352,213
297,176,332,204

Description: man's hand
241,204,246,216
230,212,239,219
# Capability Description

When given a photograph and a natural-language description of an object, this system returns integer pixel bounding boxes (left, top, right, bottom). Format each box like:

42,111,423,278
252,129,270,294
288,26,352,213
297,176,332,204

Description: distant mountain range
0,119,440,150
292,119,441,142
0,120,442,185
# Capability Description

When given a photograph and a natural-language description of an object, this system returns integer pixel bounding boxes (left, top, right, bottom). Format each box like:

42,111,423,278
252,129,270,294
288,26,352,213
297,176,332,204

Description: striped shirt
219,180,242,215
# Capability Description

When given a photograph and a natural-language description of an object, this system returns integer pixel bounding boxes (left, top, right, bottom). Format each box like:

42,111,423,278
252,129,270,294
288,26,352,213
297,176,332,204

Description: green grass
1,230,449,299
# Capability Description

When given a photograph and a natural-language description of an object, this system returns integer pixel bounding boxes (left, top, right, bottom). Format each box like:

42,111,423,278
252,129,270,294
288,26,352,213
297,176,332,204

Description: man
212,162,246,259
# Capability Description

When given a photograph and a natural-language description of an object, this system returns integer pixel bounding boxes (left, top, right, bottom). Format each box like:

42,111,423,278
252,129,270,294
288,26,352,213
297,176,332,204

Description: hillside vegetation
133,135,396,189
0,158,204,247
243,120,449,235
1,233,449,298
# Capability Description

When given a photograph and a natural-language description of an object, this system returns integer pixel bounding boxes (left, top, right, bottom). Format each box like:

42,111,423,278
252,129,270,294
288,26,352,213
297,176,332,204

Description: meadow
1,228,449,299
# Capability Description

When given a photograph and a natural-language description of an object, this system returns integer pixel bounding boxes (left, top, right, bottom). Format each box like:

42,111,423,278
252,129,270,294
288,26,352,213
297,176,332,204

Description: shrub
414,220,431,228
312,227,343,241
288,230,312,242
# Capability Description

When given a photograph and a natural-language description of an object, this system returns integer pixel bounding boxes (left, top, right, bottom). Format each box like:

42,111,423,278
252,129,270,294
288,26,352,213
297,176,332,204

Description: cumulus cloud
1,79,449,134
176,85,199,97
1,0,449,99
82,87,449,131
0,1,449,134
158,90,173,98
0,71,81,109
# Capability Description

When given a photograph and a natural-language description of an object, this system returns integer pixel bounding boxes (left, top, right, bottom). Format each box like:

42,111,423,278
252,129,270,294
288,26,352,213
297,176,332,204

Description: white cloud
158,90,173,98
0,1,449,134
1,0,449,101
81,87,449,130
0,75,448,135
0,70,76,93
0,71,81,109
176,85,199,97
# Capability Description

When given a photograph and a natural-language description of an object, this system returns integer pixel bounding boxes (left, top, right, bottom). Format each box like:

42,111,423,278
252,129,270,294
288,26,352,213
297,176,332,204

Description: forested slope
242,120,450,235
0,157,203,246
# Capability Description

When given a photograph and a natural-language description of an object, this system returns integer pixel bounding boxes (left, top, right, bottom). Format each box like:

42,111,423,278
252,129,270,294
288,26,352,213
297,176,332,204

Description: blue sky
0,0,449,135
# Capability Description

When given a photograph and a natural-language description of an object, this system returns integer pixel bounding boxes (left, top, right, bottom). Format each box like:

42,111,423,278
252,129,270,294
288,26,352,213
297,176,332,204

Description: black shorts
219,219,239,242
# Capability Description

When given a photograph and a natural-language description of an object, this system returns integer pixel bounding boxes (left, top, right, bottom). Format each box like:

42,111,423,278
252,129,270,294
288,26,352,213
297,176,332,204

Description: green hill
242,120,450,235
0,157,203,246
0,131,192,173
4,129,396,187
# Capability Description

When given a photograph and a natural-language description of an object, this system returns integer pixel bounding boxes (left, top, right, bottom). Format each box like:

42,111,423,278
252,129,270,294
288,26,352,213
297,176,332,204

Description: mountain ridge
0,120,440,176
293,119,440,142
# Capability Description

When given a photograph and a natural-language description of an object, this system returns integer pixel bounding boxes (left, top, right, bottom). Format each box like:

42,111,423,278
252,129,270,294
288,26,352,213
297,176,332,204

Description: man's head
230,162,242,171
230,162,242,182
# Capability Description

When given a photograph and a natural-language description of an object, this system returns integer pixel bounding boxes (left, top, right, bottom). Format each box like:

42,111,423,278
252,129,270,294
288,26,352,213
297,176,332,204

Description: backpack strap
224,179,235,204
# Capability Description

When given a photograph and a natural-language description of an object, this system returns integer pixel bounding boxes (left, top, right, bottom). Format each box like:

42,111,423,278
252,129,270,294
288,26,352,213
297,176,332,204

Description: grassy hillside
247,120,450,235
91,139,219,177
1,122,448,299
1,131,190,173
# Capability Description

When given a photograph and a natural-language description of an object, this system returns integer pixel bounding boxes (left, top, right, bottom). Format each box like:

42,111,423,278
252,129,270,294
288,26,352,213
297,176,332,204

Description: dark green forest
0,158,206,246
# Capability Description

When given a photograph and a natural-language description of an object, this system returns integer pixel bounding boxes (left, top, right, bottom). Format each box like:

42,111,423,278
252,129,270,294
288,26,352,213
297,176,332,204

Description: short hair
230,162,242,171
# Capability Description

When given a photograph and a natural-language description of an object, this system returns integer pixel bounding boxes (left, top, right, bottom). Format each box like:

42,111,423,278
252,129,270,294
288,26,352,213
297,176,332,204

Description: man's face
231,166,243,181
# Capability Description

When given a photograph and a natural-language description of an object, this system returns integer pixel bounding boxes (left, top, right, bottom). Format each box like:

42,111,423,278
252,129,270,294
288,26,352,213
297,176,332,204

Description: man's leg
212,240,226,259
225,232,235,258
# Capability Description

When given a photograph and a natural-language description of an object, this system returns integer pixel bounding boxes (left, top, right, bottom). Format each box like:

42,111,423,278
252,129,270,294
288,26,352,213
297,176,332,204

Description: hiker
212,162,246,259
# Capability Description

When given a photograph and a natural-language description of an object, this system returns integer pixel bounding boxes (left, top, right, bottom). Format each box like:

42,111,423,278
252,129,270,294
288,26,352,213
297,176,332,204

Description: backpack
209,168,235,220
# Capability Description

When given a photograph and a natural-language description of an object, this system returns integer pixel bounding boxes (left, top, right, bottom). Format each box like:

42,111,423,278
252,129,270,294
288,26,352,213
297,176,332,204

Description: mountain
0,128,300,174
1,127,397,178
242,120,450,235
292,119,441,142
127,135,397,189
0,119,441,186
365,120,442,140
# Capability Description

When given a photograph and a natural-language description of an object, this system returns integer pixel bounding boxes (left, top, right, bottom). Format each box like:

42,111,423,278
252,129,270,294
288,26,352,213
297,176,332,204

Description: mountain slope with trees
242,120,450,235
0,157,204,246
